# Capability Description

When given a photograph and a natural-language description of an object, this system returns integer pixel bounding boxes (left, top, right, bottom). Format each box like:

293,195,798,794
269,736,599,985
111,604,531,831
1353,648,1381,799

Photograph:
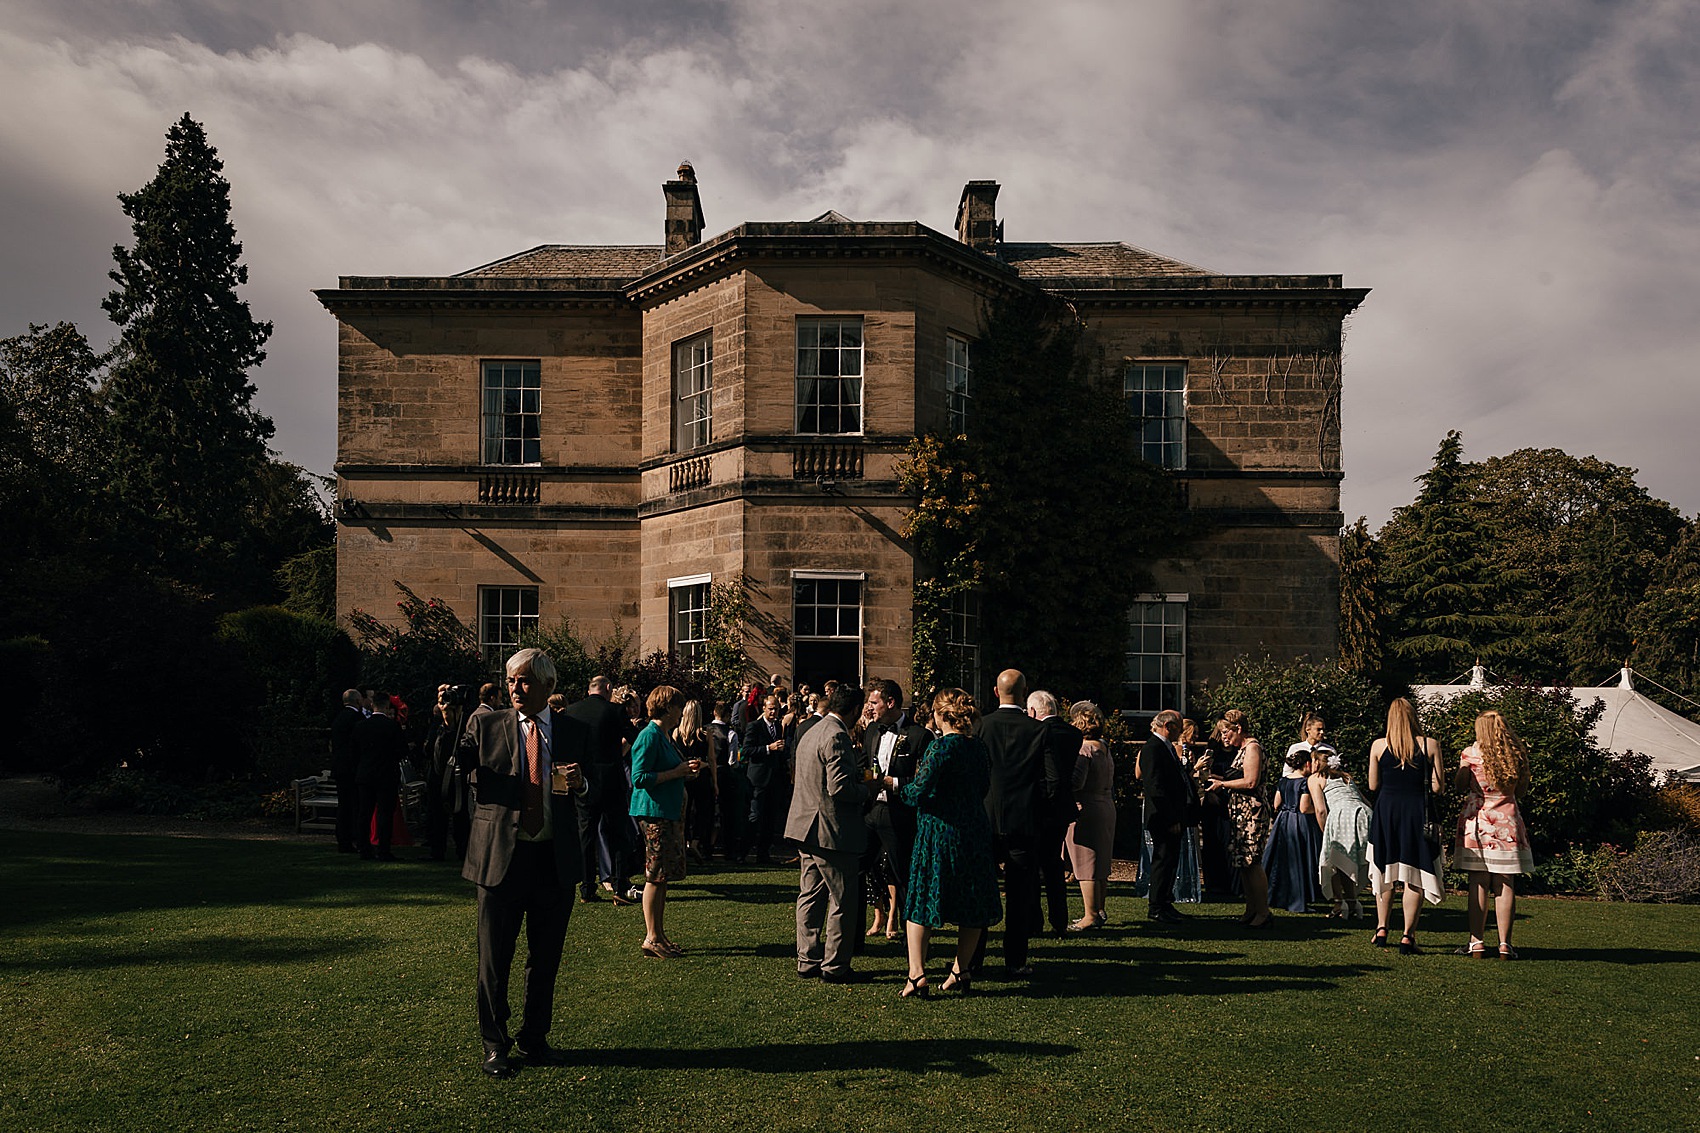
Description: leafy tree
348,582,486,712
702,577,756,702
277,544,338,620
1338,517,1386,686
102,113,274,586
0,322,106,549
899,293,1191,704
1378,432,1528,683
1629,522,1700,701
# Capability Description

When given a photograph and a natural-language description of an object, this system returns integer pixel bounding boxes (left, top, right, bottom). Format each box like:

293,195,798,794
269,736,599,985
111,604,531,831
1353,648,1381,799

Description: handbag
1418,732,1443,848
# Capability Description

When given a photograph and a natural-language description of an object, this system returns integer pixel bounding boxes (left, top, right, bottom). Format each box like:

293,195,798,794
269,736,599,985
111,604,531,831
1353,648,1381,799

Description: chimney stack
663,161,705,255
955,180,1000,253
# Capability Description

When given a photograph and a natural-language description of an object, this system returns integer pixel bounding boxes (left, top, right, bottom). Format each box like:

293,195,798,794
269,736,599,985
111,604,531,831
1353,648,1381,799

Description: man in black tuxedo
329,688,365,854
456,647,591,1078
353,691,408,861
860,679,931,932
977,668,1050,977
1028,690,1082,937
743,694,788,864
1141,708,1196,925
562,675,637,903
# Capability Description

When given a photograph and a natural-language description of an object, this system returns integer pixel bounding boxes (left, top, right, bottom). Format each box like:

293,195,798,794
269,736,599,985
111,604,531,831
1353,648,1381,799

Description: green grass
1,830,1695,1132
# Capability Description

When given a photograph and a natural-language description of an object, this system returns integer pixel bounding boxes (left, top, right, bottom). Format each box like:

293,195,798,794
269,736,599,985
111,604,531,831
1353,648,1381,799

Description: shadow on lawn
551,1038,1078,1078
0,931,381,972
0,831,465,930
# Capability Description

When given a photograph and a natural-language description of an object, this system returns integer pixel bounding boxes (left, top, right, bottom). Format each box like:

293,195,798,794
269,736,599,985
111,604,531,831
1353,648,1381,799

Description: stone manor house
318,166,1366,714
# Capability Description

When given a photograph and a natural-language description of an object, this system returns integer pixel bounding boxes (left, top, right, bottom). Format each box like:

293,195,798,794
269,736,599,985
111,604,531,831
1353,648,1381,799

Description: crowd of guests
331,652,1539,1071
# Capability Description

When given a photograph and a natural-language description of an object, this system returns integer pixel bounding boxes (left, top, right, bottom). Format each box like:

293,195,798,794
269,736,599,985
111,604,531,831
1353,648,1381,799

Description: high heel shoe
1246,912,1274,930
900,975,929,999
1399,933,1419,955
1371,926,1389,948
941,964,973,994
1349,900,1364,919
1328,900,1346,919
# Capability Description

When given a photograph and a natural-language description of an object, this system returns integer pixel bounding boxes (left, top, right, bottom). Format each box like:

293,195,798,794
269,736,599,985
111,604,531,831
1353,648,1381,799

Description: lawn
1,829,1695,1132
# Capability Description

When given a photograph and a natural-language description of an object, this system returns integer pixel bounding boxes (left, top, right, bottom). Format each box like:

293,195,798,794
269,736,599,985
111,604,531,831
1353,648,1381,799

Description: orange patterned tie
521,717,545,837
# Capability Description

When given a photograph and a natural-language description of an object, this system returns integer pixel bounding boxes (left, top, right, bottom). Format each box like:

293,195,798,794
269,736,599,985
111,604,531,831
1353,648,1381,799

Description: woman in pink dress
1452,710,1534,959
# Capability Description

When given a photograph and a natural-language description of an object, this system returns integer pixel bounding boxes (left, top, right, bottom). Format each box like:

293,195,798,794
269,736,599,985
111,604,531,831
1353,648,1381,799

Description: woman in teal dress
879,688,1001,998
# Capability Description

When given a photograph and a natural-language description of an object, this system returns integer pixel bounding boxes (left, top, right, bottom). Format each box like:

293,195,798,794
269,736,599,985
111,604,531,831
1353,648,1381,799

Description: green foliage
101,113,276,587
276,544,337,619
1197,656,1390,782
347,582,485,710
1338,517,1386,687
899,293,1192,704
1595,830,1700,903
0,322,105,548
215,606,358,722
1629,523,1700,701
519,615,598,698
702,576,755,702
1418,684,1660,859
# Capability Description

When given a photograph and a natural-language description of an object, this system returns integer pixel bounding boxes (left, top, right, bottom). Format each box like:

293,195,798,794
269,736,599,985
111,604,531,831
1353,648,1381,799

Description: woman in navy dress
1263,742,1324,912
1367,697,1446,954
881,688,1002,998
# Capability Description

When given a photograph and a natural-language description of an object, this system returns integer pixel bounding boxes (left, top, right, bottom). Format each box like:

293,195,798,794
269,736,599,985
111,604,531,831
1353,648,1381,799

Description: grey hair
1026,690,1059,717
342,688,363,707
505,647,558,690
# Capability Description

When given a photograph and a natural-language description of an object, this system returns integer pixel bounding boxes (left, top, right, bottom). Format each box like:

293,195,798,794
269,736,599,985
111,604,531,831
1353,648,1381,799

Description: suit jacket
864,721,930,819
783,714,870,854
1038,715,1083,828
562,694,635,766
1140,733,1196,830
353,712,409,787
329,705,362,775
742,714,787,788
457,707,591,889
977,705,1049,847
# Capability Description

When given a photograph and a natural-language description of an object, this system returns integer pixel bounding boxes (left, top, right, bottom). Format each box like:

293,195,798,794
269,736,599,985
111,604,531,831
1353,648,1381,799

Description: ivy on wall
899,293,1197,706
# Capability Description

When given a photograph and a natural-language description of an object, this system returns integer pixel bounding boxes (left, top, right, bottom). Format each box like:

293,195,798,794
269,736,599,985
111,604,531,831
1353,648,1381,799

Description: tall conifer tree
102,113,274,581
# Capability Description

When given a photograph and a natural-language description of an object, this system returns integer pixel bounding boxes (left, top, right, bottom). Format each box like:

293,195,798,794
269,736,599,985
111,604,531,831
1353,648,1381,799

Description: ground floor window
479,586,539,668
792,572,863,689
1124,595,1186,716
669,574,711,672
944,591,981,697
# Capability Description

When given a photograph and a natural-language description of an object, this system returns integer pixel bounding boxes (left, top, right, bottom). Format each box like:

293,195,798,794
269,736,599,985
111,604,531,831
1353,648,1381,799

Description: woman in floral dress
1452,710,1534,959
1205,709,1273,928
882,688,1002,998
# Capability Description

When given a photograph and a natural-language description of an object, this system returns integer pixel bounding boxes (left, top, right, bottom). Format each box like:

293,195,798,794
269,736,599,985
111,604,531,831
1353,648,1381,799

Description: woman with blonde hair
1205,709,1272,928
675,699,717,863
1366,698,1446,954
1064,700,1116,931
1452,710,1534,958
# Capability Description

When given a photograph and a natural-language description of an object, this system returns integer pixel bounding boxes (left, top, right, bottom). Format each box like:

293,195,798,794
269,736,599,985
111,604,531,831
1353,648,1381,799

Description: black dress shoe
797,967,821,979
516,1041,567,1066
819,969,860,984
482,1050,514,1078
1149,909,1185,925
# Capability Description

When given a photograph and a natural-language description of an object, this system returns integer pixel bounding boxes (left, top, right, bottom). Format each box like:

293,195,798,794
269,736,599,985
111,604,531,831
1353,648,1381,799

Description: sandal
1371,927,1389,948
1399,933,1419,955
1453,939,1487,958
1499,943,1519,960
640,939,676,959
940,964,973,994
900,975,929,999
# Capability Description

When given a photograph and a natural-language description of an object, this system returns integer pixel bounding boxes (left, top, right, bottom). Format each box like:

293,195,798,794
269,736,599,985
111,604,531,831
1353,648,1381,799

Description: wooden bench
293,773,340,834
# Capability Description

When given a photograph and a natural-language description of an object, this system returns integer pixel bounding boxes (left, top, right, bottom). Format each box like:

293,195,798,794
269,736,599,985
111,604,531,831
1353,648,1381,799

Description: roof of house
1002,241,1211,278
457,245,665,279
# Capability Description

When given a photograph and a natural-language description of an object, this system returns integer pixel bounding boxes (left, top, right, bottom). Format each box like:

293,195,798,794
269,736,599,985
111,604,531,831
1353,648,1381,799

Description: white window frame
1124,361,1186,470
672,332,713,452
790,569,866,684
946,333,972,436
668,574,712,671
944,590,981,694
481,359,542,466
795,317,864,436
479,585,540,668
1124,593,1187,716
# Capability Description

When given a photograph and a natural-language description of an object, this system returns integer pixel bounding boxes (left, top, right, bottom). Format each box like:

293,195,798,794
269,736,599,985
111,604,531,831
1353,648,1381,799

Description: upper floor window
673,333,713,451
1124,362,1186,469
946,334,972,436
669,574,711,672
479,585,539,668
482,360,541,466
1123,595,1186,716
796,318,863,435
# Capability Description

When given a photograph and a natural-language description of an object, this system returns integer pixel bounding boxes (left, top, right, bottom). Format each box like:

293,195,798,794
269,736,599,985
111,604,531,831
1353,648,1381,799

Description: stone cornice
336,463,638,479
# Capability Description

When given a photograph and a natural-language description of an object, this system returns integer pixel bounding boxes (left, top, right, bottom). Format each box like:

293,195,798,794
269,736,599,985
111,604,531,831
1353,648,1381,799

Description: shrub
1596,830,1700,903
348,583,486,719
1196,657,1390,782
1647,783,1700,831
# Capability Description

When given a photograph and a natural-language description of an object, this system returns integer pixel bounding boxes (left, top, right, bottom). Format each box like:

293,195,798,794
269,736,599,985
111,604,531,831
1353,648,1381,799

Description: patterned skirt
638,817,687,884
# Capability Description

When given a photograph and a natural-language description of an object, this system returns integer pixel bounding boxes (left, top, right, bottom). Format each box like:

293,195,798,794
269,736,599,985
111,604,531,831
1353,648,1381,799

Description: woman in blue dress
1262,726,1325,913
1367,697,1447,954
879,688,1002,998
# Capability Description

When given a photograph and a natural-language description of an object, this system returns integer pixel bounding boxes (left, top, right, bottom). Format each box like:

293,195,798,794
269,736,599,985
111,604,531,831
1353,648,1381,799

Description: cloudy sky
3,0,1696,526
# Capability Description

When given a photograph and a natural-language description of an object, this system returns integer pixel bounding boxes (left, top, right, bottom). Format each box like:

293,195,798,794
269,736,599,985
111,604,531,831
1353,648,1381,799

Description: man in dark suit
743,694,788,864
353,691,408,861
1028,689,1082,937
977,668,1050,977
456,647,591,1078
861,679,930,931
783,684,871,981
1141,708,1196,925
329,688,365,854
562,675,637,903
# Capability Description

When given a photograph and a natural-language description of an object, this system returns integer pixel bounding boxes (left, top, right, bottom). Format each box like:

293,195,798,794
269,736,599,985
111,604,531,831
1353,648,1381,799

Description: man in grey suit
783,683,870,982
456,648,591,1078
